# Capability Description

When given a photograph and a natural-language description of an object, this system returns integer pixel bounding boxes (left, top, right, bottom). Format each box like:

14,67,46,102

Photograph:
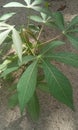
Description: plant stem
37,25,44,41
39,34,62,46
34,25,44,53
27,42,35,56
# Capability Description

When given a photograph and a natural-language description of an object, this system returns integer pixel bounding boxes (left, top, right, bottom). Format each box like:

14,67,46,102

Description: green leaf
3,0,43,12
52,12,65,30
17,61,38,113
66,34,78,49
0,29,11,45
29,15,43,23
0,27,8,31
38,82,50,93
0,60,10,72
27,92,40,121
66,16,78,30
30,12,52,24
42,60,74,110
41,12,52,23
41,12,47,21
25,0,43,12
1,66,18,78
25,29,37,41
8,93,18,108
12,28,22,62
67,28,78,33
45,52,78,68
41,41,65,55
28,24,40,33
0,13,16,21
30,6,42,12
3,2,26,8
8,58,18,68
5,55,36,72
0,22,11,27
19,55,36,66
0,57,19,78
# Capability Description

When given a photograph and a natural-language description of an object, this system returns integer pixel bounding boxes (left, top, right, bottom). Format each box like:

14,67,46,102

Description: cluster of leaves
0,0,78,121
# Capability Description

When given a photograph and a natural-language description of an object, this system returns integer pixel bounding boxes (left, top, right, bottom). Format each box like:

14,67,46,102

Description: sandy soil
0,0,78,130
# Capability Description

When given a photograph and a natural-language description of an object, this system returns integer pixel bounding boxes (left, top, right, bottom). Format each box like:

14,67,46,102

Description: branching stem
39,34,62,46
37,25,44,41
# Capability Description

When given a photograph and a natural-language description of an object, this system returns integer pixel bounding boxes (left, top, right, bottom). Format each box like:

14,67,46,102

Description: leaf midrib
47,55,77,63
44,61,71,102
21,61,37,108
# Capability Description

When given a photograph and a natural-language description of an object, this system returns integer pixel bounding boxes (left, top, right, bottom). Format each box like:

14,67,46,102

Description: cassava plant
0,0,78,121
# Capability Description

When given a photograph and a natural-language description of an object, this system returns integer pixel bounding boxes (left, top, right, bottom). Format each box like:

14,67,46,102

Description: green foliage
3,0,44,12
12,28,22,62
42,60,74,110
65,34,78,49
45,52,78,67
52,12,65,30
27,92,40,121
0,0,78,120
40,41,65,54
17,61,38,113
0,12,16,21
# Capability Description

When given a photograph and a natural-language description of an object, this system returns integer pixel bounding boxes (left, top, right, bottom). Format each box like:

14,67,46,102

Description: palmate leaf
12,28,22,62
17,61,38,113
27,92,40,121
24,0,43,11
45,52,78,68
41,41,65,55
42,60,74,109
66,34,78,49
4,0,43,12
